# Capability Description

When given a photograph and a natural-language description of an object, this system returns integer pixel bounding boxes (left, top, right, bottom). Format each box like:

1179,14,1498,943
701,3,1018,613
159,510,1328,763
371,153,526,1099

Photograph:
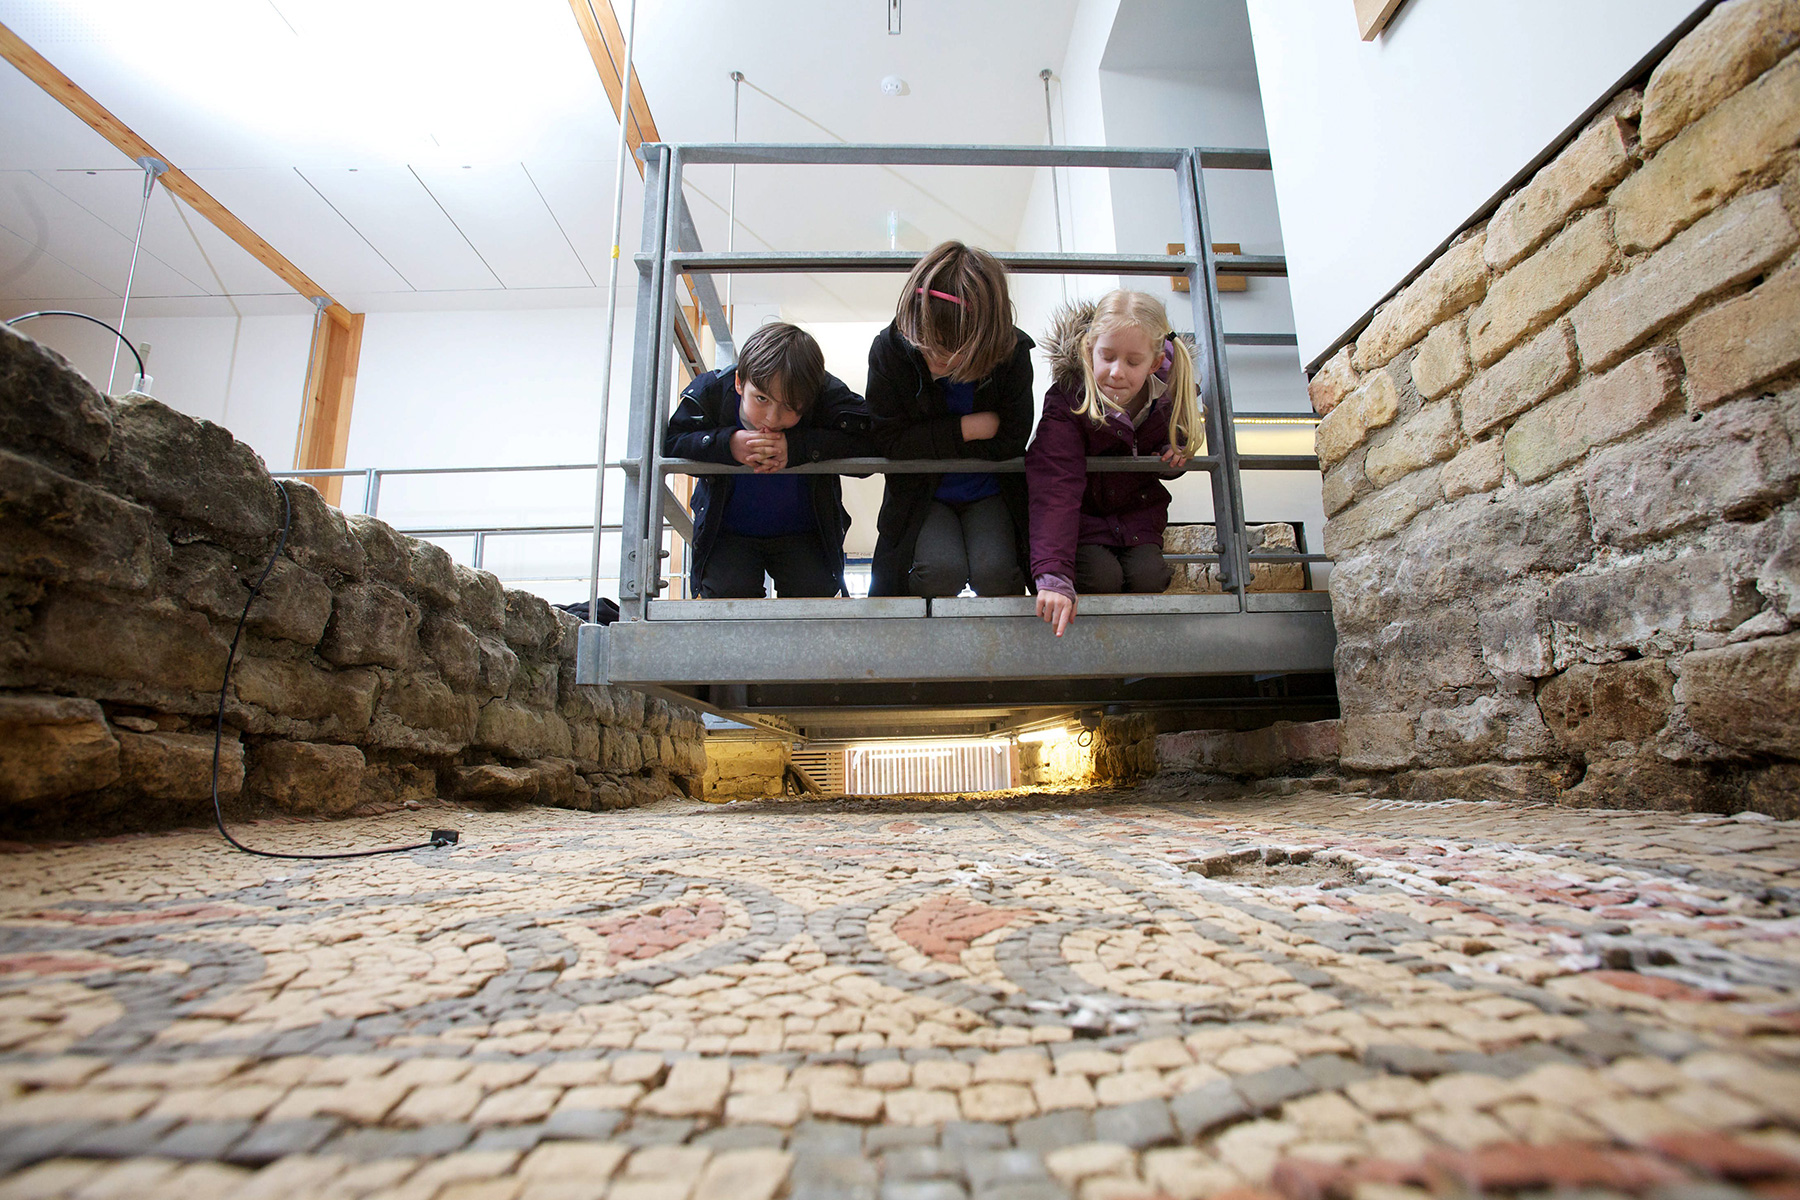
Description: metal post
587,0,642,618
727,71,743,318
617,145,673,620
1179,149,1252,602
1039,70,1067,302
472,530,486,571
108,156,166,395
645,146,686,608
363,468,381,517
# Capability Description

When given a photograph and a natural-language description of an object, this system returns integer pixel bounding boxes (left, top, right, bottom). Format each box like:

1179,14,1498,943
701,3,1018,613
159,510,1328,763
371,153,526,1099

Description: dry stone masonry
0,325,705,837
1309,0,1800,814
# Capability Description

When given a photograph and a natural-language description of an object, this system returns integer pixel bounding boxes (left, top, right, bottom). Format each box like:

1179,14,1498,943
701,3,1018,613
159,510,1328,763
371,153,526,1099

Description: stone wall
0,325,705,836
1308,0,1800,813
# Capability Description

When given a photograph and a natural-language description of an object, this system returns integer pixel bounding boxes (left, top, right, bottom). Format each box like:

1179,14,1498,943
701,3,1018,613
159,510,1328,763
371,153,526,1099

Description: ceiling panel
0,220,114,302
412,164,593,290
0,171,208,299
523,158,641,287
301,167,499,292
184,167,410,297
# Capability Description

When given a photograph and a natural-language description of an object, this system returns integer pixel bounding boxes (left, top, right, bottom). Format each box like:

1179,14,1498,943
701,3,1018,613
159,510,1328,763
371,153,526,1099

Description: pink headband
916,287,964,306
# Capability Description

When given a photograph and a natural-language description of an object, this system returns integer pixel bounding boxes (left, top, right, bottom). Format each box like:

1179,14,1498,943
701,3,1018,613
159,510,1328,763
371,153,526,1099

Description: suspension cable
1039,70,1068,302
108,157,166,394
727,70,743,317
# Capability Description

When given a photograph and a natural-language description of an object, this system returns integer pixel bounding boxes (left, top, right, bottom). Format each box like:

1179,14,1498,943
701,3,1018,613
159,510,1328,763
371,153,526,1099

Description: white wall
1246,0,1707,368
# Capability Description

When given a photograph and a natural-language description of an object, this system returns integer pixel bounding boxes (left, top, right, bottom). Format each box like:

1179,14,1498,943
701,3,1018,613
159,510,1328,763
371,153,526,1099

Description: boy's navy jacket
864,320,1036,596
663,366,872,595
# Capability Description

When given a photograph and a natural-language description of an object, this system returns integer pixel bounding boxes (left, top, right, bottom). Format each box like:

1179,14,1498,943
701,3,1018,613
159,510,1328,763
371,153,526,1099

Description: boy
663,322,871,598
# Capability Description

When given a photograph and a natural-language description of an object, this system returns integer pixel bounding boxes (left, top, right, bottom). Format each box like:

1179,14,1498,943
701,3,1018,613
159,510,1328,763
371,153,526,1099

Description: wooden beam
0,20,354,328
567,0,661,177
1353,0,1407,40
297,312,364,505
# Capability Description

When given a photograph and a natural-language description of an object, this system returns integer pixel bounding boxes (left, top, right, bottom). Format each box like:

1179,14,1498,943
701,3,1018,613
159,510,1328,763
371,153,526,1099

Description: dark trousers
699,532,838,598
1075,542,1171,593
909,496,1024,598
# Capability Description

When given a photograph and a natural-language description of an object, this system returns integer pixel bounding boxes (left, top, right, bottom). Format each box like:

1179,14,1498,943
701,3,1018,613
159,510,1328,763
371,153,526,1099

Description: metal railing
614,141,1313,618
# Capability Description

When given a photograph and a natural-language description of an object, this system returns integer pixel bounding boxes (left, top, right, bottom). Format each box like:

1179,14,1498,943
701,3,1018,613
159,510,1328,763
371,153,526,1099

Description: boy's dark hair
895,240,1015,383
734,321,827,413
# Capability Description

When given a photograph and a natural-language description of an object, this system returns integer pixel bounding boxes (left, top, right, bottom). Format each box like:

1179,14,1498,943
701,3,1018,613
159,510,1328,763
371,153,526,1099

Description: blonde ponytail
1069,291,1203,448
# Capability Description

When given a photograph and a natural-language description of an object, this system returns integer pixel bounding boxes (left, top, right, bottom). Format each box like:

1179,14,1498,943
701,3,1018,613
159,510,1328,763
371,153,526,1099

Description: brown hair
894,241,1016,383
734,321,826,414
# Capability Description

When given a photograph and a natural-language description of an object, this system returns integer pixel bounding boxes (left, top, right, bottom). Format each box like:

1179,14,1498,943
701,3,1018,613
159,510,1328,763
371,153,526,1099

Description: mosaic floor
2,783,1798,1199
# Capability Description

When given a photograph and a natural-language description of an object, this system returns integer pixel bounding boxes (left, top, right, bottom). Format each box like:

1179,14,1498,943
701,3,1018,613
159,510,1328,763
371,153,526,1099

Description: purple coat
1026,344,1179,587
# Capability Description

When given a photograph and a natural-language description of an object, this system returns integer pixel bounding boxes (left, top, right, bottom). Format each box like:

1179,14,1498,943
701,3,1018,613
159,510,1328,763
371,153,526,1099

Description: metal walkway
576,143,1337,740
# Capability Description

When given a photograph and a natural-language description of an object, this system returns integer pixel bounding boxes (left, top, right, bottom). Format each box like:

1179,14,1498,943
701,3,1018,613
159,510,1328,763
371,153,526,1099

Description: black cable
4,311,147,384
212,480,455,859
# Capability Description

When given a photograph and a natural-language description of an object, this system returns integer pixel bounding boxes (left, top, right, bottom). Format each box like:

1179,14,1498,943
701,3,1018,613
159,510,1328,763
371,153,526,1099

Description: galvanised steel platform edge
576,602,1337,689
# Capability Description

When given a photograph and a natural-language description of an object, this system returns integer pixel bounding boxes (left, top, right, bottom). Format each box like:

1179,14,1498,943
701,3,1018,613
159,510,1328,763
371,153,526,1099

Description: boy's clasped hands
731,427,789,473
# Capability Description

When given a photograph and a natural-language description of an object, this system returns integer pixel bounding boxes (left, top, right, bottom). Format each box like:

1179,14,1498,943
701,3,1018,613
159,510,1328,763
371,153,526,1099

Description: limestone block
1486,115,1635,271
1336,608,1487,711
1615,52,1800,254
0,449,165,593
1411,318,1471,400
1365,400,1459,488
1308,346,1357,415
408,539,460,609
475,634,518,699
1416,694,1555,766
475,699,573,758
320,582,420,669
25,595,227,695
705,739,788,801
1339,712,1416,771
612,687,647,730
1680,265,1800,409
279,481,365,580
558,673,616,726
0,325,115,467
422,616,481,692
1558,756,1722,810
0,693,119,804
1400,763,1564,804
1761,507,1800,617
1642,0,1800,149
1578,186,1799,370
102,397,281,552
115,728,243,801
171,545,333,647
1315,371,1400,468
1459,322,1578,438
503,589,562,655
1504,388,1587,485
451,762,540,802
1477,590,1554,678
1679,631,1800,755
245,740,366,815
360,761,437,808
345,513,410,589
1157,720,1339,778
1320,448,1369,516
1469,210,1617,366
603,726,643,773
231,657,378,731
1584,393,1800,548
1165,523,1305,593
1441,438,1505,500
1322,470,1434,559
507,659,558,710
529,757,579,807
455,564,506,630
1581,345,1687,448
1744,762,1800,817
1537,660,1677,750
369,675,478,754
1548,552,1762,654
1395,474,1595,595
1353,233,1488,370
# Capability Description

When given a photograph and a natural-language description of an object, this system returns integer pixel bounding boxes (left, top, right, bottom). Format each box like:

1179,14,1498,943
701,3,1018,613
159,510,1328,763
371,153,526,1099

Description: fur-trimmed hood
1040,298,1195,388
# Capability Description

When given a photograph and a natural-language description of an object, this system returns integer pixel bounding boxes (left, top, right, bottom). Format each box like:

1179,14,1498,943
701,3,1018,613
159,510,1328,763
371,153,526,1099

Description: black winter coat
864,321,1036,596
663,366,872,595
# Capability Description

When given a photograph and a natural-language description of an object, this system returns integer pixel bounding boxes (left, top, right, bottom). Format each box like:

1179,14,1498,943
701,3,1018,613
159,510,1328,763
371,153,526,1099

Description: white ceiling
0,0,1082,322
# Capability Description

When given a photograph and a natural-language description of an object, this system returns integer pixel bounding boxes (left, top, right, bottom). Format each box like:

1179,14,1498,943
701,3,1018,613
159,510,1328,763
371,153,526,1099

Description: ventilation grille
846,741,1014,796
790,747,844,793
